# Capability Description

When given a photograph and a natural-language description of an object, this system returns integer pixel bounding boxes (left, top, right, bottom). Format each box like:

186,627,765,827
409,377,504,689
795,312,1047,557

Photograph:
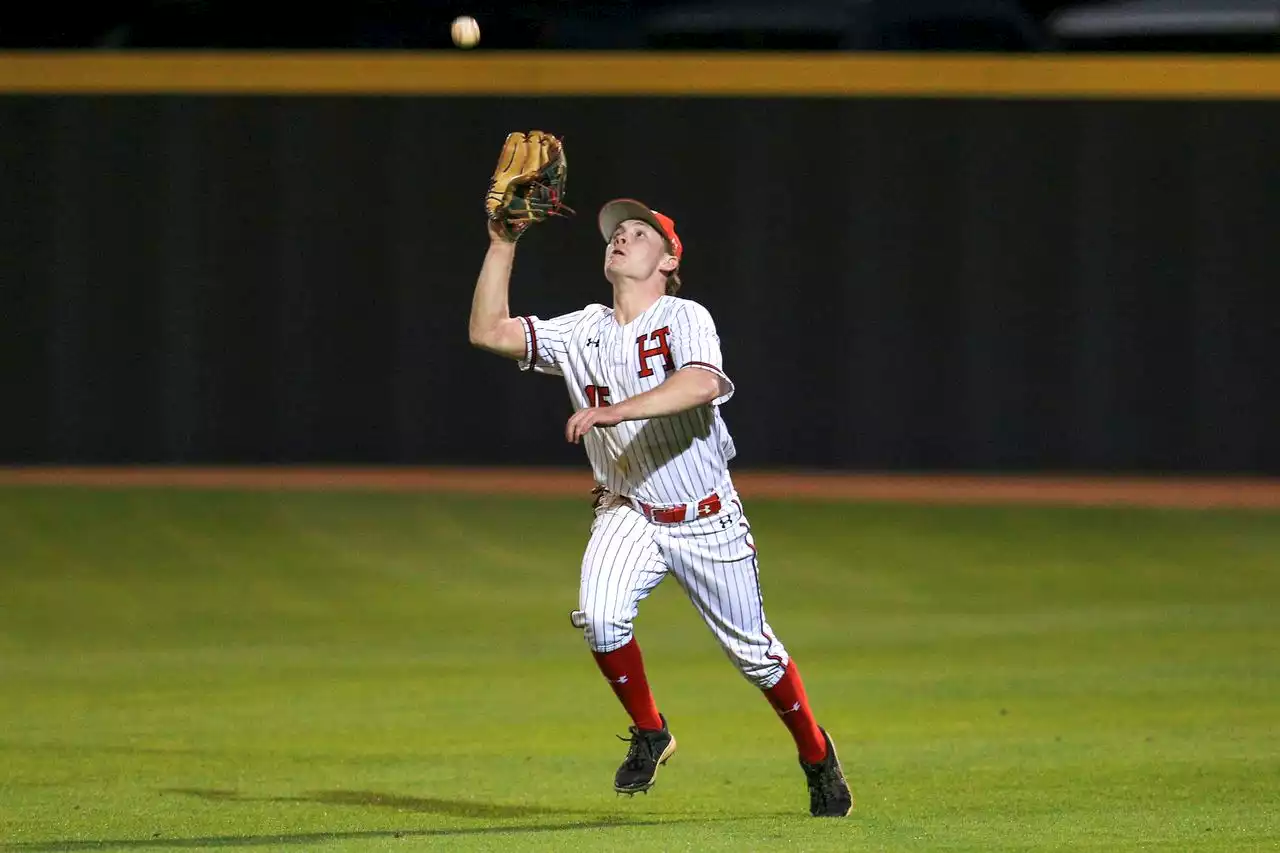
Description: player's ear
659,255,679,274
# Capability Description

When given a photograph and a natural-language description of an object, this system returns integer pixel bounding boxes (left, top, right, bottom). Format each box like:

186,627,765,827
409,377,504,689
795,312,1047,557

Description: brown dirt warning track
1,467,1279,509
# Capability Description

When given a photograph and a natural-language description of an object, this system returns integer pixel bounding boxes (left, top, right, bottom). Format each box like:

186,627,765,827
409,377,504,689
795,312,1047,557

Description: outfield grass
0,486,1277,852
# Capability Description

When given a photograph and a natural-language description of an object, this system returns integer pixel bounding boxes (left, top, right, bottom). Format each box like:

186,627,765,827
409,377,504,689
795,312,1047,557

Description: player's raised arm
469,130,573,361
467,221,526,359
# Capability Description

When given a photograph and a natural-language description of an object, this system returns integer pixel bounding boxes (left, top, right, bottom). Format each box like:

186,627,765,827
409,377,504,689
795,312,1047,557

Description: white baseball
451,16,480,49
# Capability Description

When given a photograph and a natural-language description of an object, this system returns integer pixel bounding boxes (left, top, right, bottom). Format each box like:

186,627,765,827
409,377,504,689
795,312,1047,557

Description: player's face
605,220,674,282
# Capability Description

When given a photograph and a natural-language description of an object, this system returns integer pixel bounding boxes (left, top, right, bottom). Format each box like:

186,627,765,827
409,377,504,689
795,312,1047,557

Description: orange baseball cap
598,198,683,261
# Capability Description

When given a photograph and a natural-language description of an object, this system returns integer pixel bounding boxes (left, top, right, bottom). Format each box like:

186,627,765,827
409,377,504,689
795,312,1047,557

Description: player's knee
579,608,634,653
735,655,788,690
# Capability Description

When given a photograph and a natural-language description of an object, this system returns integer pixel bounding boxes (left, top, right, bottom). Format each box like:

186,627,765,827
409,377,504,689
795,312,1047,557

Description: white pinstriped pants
577,489,791,690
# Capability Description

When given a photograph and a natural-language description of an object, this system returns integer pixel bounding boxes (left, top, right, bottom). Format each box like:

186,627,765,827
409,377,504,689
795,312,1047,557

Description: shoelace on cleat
803,761,846,811
618,727,662,771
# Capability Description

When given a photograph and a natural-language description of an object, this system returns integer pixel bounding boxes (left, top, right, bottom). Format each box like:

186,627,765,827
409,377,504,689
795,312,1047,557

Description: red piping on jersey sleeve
682,361,734,405
521,316,538,368
681,361,730,382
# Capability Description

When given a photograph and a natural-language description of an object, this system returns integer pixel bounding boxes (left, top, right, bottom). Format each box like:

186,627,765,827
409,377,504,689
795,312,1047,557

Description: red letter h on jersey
636,327,675,378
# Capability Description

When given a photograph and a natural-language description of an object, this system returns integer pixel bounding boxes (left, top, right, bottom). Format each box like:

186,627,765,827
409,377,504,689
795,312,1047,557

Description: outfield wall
2,467,1279,510
2,55,1278,473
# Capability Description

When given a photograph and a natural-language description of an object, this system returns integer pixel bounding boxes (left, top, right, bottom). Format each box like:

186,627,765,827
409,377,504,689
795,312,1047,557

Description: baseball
451,16,480,49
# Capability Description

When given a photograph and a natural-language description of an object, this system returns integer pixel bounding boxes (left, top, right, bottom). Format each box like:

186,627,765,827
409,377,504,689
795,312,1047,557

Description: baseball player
469,132,851,817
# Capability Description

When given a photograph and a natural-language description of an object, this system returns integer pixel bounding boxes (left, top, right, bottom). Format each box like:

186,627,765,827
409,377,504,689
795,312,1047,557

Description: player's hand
565,407,625,444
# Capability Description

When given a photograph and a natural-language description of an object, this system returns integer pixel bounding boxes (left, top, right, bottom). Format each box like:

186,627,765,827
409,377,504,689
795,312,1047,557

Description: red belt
632,492,723,524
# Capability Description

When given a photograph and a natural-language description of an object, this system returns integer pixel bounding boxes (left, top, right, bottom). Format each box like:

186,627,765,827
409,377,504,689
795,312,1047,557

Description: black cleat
800,728,853,817
614,715,677,795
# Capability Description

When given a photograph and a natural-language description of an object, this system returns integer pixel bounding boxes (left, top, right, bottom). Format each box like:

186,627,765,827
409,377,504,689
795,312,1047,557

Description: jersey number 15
585,385,612,407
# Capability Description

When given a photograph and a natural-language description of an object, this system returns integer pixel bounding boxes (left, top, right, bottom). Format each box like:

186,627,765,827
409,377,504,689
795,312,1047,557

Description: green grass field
1,486,1277,852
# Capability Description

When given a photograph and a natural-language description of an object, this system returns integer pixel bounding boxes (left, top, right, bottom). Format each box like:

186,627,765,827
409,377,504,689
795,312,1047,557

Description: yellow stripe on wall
3,52,1280,98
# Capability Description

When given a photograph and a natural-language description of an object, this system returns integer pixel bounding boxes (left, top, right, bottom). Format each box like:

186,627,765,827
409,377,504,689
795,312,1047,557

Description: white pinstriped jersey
518,295,737,506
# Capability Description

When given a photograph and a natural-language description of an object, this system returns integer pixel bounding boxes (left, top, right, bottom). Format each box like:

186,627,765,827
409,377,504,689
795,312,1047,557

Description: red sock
592,638,663,731
764,660,828,764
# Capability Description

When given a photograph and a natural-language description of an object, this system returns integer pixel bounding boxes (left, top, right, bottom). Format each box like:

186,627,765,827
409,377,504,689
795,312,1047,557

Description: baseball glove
485,130,573,242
